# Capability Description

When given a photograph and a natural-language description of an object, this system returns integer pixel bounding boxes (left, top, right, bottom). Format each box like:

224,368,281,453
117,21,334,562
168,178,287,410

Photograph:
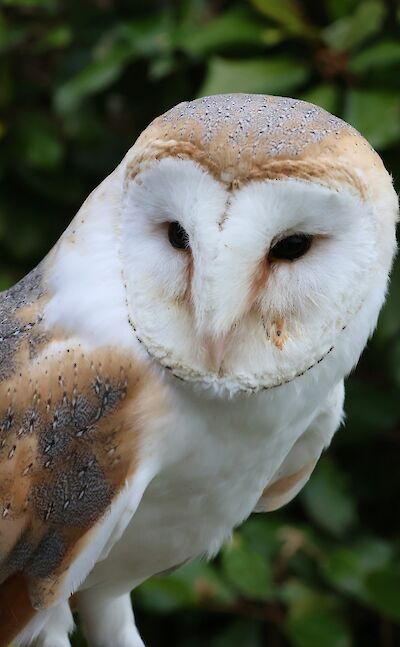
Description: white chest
83,382,320,593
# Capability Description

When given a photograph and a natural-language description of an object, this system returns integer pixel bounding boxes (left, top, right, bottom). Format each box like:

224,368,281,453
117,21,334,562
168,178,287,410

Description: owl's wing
254,381,344,512
0,305,154,646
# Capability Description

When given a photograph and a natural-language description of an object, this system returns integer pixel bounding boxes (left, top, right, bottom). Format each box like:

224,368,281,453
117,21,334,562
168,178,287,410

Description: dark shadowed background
1,1,400,646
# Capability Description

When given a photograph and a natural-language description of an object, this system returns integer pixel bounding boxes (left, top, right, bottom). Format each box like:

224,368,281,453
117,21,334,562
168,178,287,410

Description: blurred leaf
251,0,317,38
36,25,72,51
54,45,135,113
173,559,235,605
280,579,317,606
345,380,399,441
283,581,352,647
13,165,85,205
54,18,171,113
2,0,58,6
344,90,400,149
0,60,12,107
177,6,264,56
0,11,26,53
148,55,176,81
240,516,283,561
322,1,386,52
261,27,286,46
111,18,172,59
322,538,393,600
14,114,63,169
325,0,359,20
365,567,400,621
301,84,340,114
350,40,400,74
0,209,5,239
285,606,351,647
199,57,308,97
389,340,400,388
374,258,400,343
135,574,197,613
210,620,261,647
221,534,274,600
61,105,104,143
301,458,357,537
136,558,235,613
0,273,13,290
2,212,46,259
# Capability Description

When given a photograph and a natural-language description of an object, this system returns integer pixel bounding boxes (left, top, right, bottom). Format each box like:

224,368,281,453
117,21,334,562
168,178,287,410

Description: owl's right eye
269,234,312,262
168,222,190,250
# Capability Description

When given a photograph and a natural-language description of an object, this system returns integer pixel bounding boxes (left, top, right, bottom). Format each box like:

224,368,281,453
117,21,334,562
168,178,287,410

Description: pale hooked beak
204,334,230,373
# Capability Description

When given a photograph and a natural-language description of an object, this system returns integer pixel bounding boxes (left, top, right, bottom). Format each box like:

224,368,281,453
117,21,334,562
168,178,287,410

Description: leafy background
1,0,400,646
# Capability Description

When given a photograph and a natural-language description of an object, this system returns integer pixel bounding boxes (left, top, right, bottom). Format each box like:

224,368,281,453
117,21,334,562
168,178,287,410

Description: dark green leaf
36,25,72,51
0,273,12,290
325,0,359,20
351,41,400,74
300,458,357,537
260,27,286,46
322,1,386,52
285,606,351,647
135,575,197,613
251,0,317,38
322,538,393,600
240,516,283,561
389,341,400,387
54,45,135,113
199,57,308,97
365,567,400,621
301,84,340,114
221,534,273,600
177,7,264,56
375,258,400,343
0,61,12,107
344,380,400,442
172,559,235,605
0,12,26,53
210,620,261,647
14,114,63,169
344,90,400,149
1,0,58,6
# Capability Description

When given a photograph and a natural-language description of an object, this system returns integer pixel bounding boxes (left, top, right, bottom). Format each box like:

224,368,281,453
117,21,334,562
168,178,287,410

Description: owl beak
204,334,229,373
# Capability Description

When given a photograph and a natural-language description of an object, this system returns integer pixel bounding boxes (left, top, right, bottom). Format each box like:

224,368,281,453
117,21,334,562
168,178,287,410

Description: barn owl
0,93,397,647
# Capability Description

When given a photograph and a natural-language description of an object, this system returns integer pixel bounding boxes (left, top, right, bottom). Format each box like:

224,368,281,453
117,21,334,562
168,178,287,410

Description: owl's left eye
168,222,190,250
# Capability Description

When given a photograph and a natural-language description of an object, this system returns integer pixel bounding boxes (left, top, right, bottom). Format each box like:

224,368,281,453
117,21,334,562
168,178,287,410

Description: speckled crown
158,93,351,159
127,93,388,199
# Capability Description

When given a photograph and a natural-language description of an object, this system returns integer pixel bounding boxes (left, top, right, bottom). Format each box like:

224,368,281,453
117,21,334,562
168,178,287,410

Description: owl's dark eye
168,222,190,250
270,234,312,261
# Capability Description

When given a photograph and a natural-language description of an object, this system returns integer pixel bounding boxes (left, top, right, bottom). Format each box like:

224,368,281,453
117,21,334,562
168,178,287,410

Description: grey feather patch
26,531,66,579
0,533,32,583
31,451,113,527
0,264,46,382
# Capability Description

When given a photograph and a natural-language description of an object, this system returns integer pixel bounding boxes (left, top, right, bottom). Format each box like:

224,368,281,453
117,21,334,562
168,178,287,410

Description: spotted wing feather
0,269,149,643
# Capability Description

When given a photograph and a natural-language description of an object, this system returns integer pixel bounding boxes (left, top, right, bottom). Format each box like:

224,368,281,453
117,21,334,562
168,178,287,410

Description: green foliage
284,599,352,647
300,459,358,537
344,90,400,149
0,1,399,646
220,534,274,600
199,56,309,96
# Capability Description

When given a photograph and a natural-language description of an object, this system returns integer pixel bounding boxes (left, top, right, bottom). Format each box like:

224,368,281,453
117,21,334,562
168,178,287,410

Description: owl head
85,95,399,396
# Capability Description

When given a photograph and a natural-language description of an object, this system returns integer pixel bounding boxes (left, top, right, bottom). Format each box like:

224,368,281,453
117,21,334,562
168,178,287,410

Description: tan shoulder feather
0,278,150,643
